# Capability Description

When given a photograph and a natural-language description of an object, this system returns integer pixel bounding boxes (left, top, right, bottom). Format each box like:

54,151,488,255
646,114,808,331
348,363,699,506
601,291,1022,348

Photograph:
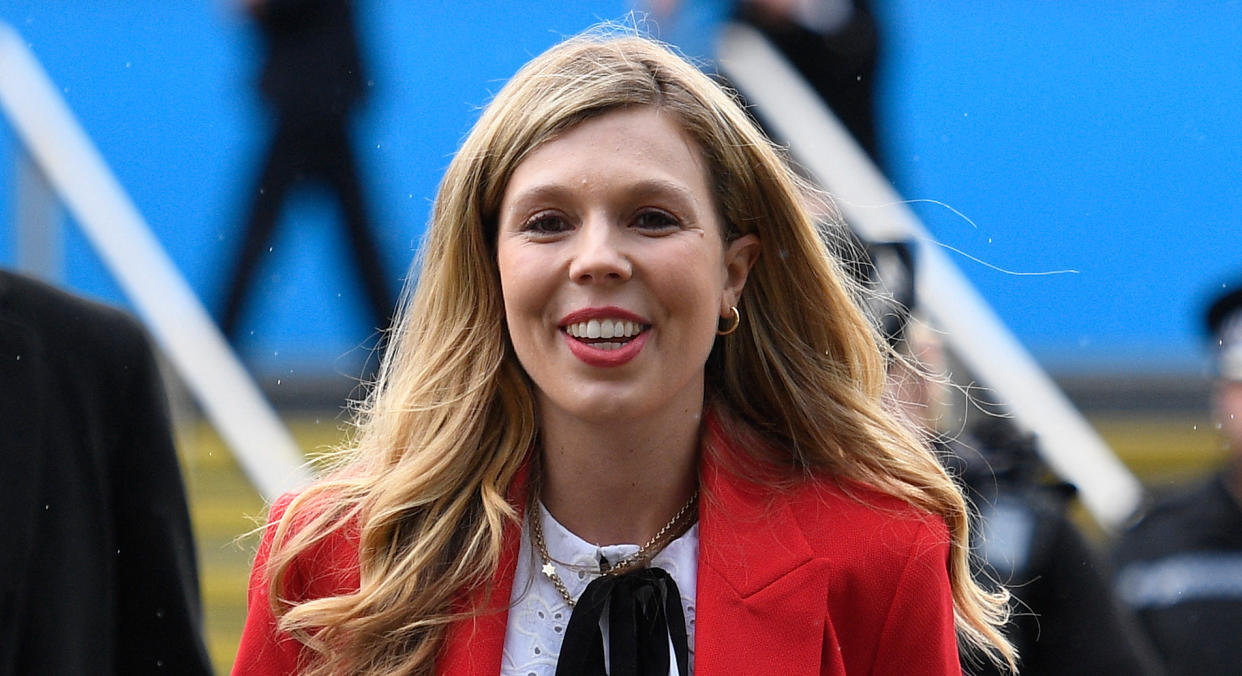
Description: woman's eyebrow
624,178,699,204
506,178,700,209
503,183,572,209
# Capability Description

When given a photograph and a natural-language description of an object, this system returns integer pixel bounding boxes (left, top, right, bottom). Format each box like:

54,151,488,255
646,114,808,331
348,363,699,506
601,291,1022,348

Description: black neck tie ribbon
554,567,689,676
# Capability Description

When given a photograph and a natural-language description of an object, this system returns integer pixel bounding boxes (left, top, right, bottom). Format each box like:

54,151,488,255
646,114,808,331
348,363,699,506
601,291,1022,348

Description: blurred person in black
869,242,1162,676
1113,283,1242,675
642,0,884,168
946,417,1163,676
732,0,883,167
220,0,395,341
0,270,212,675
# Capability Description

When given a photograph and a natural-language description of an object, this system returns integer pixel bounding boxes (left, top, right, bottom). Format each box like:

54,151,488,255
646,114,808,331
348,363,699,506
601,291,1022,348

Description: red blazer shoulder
800,480,958,675
695,418,960,675
232,492,361,675
233,421,960,676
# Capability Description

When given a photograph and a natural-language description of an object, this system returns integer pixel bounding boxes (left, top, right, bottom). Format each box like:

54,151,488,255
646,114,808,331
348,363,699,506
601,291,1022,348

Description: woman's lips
562,329,650,367
558,306,651,367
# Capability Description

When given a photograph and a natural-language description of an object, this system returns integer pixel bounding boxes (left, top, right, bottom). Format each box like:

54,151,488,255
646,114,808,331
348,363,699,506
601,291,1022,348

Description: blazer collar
436,414,829,675
696,415,816,595
692,415,830,675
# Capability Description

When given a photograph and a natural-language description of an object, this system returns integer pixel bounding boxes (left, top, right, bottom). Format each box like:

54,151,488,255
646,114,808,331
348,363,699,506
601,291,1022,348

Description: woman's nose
568,218,632,284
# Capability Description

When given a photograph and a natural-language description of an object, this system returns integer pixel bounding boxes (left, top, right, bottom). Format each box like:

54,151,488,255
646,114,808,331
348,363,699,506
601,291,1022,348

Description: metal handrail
718,22,1142,529
0,21,311,501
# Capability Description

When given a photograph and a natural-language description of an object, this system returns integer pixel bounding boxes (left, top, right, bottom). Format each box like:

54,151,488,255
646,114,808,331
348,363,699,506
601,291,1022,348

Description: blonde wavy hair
262,27,1015,675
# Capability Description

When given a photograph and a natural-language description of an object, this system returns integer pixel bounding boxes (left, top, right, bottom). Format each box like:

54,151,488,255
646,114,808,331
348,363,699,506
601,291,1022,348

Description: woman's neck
537,404,702,546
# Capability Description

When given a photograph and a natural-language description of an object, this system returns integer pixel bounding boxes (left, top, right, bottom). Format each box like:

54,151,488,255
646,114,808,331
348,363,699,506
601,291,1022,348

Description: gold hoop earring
717,306,741,336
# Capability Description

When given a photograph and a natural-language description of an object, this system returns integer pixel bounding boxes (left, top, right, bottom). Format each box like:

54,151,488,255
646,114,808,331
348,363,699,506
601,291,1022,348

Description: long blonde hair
263,28,1015,675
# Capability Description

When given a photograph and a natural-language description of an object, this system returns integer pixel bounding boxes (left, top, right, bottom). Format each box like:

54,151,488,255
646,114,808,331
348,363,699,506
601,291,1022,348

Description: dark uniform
1113,475,1242,675
947,423,1162,676
1112,282,1242,675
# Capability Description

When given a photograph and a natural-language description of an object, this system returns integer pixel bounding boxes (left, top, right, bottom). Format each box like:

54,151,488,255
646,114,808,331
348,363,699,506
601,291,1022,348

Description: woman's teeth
565,318,644,340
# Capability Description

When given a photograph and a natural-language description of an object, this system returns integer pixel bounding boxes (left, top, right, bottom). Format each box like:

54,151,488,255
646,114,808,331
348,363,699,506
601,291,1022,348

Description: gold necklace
530,489,699,608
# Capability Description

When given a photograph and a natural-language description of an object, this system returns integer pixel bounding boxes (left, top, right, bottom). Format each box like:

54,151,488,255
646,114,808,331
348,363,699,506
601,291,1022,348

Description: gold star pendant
541,562,557,579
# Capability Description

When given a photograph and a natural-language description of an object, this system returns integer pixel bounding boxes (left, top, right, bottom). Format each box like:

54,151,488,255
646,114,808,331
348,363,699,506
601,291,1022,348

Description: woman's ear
721,234,761,312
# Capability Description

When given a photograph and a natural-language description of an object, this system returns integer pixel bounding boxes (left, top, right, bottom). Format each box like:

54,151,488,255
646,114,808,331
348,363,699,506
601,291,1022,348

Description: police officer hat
1206,284,1242,381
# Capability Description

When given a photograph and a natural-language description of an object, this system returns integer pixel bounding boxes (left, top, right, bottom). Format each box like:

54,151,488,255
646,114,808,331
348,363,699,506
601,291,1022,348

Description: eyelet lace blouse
500,502,699,676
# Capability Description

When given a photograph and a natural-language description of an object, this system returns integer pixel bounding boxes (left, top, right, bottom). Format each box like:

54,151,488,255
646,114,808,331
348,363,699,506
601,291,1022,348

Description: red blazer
234,418,960,675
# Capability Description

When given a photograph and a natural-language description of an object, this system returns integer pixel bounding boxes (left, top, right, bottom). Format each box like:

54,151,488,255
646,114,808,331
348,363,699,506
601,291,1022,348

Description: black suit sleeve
0,270,213,675
110,323,214,674
1016,514,1164,675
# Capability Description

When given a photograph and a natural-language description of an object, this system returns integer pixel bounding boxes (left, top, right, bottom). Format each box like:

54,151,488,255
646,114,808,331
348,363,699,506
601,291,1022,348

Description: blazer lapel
437,428,835,675
693,421,831,676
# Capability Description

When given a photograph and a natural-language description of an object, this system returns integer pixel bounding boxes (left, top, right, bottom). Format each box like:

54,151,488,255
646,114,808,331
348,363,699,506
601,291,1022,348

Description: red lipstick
559,306,649,326
559,306,651,367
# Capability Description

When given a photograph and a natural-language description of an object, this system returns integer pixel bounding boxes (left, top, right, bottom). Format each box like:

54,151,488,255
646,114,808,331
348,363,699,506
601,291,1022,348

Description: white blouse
501,503,699,676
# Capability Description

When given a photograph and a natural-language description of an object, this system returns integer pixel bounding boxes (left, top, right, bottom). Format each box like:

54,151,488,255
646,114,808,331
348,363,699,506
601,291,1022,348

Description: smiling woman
232,27,1015,676
497,107,759,441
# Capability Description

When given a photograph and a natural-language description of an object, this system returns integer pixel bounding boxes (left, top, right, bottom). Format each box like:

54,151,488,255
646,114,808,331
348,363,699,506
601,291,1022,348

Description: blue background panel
1,2,1239,380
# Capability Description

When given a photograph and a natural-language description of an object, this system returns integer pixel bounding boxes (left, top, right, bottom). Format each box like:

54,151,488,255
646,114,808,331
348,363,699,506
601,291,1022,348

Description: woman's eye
633,210,679,232
521,212,572,235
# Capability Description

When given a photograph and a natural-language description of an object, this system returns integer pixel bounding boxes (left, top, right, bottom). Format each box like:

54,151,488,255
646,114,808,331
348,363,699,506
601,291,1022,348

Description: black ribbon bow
555,567,689,676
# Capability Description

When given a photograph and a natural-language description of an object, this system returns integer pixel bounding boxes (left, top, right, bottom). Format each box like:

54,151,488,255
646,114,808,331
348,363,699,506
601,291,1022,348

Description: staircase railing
0,21,311,501
718,22,1142,529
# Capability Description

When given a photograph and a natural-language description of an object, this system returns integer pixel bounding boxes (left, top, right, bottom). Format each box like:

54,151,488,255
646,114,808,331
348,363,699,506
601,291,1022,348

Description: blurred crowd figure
219,0,394,341
731,0,882,166
0,270,211,675
1112,283,1242,675
940,420,1161,675
868,243,1163,676
642,0,884,168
